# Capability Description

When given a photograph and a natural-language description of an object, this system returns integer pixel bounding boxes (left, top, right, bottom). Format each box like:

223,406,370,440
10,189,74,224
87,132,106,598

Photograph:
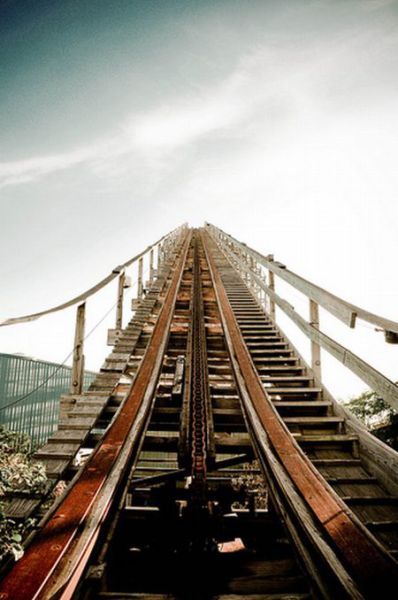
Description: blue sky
1,0,398,399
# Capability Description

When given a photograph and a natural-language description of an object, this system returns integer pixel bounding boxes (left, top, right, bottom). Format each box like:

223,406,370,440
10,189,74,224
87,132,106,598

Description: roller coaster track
1,226,398,599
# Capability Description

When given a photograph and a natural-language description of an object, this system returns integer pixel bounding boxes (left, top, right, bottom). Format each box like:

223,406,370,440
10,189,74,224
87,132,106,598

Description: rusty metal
3,225,398,599
189,234,213,490
0,232,191,600
202,230,398,596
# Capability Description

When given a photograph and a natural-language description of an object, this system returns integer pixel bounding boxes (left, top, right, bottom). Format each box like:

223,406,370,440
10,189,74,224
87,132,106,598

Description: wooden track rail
203,230,398,598
0,233,191,600
1,225,398,600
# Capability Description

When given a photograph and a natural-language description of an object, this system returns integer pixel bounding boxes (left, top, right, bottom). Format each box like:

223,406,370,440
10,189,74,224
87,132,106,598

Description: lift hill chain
0,225,398,599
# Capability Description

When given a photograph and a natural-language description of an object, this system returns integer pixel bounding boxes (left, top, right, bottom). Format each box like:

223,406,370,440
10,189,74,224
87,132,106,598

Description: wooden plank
204,230,398,594
284,417,343,424
243,277,398,412
49,430,88,443
293,434,358,443
273,401,331,408
212,224,398,336
0,230,191,600
266,387,322,394
34,442,80,460
0,227,182,327
310,299,322,381
59,416,97,430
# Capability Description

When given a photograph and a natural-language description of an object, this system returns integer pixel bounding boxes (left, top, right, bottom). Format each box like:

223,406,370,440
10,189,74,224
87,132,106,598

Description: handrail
207,224,398,412
0,225,182,327
206,223,398,341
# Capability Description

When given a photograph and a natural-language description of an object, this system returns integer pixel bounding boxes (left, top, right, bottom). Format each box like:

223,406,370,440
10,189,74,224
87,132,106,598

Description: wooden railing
0,224,188,396
206,222,398,412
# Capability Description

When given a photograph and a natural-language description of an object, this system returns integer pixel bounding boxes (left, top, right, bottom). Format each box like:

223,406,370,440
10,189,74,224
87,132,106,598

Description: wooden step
266,387,322,395
49,429,88,443
311,458,361,467
244,336,281,341
257,366,304,372
293,434,358,444
261,377,312,383
34,442,80,460
247,342,287,347
342,496,398,505
59,416,97,430
326,476,378,484
249,350,295,356
253,357,299,364
215,433,252,452
274,401,331,408
283,417,343,425
364,520,398,530
240,325,276,330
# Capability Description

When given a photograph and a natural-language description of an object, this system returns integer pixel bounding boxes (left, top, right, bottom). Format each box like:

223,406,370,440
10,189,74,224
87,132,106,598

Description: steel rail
0,225,185,327
0,231,191,600
206,222,398,338
202,230,398,598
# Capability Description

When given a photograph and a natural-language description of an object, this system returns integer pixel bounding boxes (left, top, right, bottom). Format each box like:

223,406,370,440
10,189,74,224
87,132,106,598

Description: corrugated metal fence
0,353,96,449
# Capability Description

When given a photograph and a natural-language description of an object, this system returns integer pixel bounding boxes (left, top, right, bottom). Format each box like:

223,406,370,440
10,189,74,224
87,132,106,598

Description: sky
1,0,398,402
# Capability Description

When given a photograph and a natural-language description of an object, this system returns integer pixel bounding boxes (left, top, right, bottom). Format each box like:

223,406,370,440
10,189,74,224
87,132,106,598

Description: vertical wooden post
157,243,162,272
116,272,125,329
261,267,267,311
70,302,86,395
310,299,322,381
137,257,144,299
247,254,254,290
268,255,276,321
164,238,169,261
249,256,257,296
149,248,154,282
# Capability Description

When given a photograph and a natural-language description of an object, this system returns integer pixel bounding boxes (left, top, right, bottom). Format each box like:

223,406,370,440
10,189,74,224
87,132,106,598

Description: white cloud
1,23,397,191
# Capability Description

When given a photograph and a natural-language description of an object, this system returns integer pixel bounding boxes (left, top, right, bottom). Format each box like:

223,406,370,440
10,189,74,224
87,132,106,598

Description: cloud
1,21,397,190
0,54,258,189
0,42,305,189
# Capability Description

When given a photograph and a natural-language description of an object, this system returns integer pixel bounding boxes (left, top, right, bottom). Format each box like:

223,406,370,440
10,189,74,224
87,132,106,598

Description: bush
0,427,47,563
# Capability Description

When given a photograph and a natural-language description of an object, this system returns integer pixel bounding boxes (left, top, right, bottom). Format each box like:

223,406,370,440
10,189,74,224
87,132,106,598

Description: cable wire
0,298,119,412
1,258,160,411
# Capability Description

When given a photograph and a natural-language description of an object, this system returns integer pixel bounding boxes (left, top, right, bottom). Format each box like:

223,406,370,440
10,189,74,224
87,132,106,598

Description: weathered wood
149,248,154,282
223,248,398,412
137,256,144,299
209,223,398,338
70,302,86,394
309,299,321,381
0,227,182,327
268,254,276,320
204,230,397,595
116,271,126,329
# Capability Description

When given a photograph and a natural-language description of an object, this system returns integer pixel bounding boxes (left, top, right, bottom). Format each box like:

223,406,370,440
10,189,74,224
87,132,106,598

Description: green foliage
344,389,396,429
0,426,47,496
0,427,48,563
0,504,35,562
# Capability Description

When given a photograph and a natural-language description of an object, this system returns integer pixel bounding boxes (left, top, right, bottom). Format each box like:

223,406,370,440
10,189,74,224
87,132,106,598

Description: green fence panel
0,353,96,449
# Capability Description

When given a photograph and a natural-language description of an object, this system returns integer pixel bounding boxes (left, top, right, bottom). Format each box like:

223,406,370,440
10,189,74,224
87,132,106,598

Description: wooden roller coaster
1,224,398,599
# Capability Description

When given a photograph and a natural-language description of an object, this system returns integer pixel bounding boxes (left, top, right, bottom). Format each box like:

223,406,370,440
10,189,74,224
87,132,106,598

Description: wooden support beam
149,248,154,282
70,302,86,395
116,272,125,329
310,299,321,381
137,257,144,299
157,243,163,272
268,254,276,320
